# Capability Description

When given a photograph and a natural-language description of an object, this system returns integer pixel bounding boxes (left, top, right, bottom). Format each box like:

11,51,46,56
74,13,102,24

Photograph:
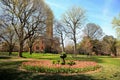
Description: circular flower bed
21,60,101,73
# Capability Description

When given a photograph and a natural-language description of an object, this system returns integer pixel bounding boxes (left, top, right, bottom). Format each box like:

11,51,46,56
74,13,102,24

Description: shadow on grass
0,69,96,80
0,56,12,59
32,73,95,80
0,61,96,80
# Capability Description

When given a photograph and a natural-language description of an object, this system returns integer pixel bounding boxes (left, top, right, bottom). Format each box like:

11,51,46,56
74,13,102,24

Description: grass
0,52,120,80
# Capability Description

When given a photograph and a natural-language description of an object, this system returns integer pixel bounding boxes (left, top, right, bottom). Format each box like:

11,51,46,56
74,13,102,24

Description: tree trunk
74,39,77,54
9,50,12,56
18,42,23,57
29,45,33,55
9,48,12,56
62,58,65,65
62,43,65,52
8,45,14,56
61,34,65,52
73,32,77,55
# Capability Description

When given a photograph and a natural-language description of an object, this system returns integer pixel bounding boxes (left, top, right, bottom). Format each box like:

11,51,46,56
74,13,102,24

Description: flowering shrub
21,60,101,73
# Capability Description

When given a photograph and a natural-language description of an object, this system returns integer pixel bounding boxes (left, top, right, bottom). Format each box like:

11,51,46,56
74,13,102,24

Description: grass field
0,52,120,80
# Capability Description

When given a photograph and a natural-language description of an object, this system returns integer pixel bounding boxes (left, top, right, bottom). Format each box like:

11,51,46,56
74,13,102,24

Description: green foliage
60,52,67,65
60,52,67,58
52,60,76,66
22,64,101,73
52,60,60,64
67,60,76,66
60,62,65,65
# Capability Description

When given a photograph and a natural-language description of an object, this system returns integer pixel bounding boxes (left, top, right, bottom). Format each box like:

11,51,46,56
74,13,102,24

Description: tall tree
0,19,16,56
62,6,86,54
27,4,53,55
83,23,104,40
0,0,47,57
54,20,66,52
112,14,120,38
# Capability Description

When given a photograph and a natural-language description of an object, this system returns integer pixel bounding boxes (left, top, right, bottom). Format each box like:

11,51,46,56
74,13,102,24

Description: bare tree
0,19,16,56
83,23,104,40
62,6,86,54
54,20,66,52
0,0,47,57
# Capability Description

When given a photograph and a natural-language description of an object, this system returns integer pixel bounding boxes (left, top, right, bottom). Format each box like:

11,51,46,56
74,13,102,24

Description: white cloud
45,0,65,10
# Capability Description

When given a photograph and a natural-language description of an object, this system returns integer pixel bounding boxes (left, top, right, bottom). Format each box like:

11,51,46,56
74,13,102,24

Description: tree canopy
62,6,86,54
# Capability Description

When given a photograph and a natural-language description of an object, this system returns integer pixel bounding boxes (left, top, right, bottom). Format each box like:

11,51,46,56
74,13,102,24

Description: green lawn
0,52,120,80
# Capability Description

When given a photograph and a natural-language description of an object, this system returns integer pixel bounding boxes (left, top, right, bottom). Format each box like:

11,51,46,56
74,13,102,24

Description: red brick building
32,8,60,53
33,36,60,53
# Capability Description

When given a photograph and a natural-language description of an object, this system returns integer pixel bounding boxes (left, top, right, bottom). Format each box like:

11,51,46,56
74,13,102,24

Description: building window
36,46,39,50
41,46,43,50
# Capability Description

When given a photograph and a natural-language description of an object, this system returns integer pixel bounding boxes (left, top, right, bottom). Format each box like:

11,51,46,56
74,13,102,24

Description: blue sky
45,0,120,38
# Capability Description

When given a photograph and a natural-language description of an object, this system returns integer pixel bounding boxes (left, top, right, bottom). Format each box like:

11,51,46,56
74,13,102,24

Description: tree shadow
0,58,108,80
32,73,95,80
0,69,96,80
0,56,12,59
0,60,97,80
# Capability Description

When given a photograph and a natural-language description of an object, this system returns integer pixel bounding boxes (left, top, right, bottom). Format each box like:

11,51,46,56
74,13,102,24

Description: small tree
54,20,66,52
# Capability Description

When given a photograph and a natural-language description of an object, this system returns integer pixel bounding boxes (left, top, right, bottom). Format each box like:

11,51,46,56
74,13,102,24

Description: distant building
32,8,60,53
33,36,60,53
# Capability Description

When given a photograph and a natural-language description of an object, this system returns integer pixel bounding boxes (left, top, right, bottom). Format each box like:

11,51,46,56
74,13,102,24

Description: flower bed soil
22,60,98,69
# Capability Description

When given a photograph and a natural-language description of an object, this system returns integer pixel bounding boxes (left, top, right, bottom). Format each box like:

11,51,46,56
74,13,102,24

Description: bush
67,60,76,66
52,60,60,64
52,60,67,65
60,52,67,58
60,52,67,65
